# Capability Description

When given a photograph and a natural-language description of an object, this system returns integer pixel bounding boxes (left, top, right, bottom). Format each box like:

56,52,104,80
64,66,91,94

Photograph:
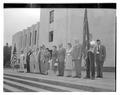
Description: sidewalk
4,68,116,91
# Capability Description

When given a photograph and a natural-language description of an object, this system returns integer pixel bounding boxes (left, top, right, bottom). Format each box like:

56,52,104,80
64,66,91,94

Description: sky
4,8,40,46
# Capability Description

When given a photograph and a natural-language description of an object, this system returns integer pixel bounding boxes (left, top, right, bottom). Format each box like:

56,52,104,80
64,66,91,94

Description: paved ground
3,69,116,92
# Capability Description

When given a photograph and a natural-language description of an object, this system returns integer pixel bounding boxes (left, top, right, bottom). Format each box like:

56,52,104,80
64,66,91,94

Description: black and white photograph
3,2,116,93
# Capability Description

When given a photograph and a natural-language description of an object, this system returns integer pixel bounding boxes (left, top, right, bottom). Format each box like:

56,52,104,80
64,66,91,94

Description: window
49,10,54,23
29,32,31,46
34,30,37,45
49,31,53,42
25,34,27,47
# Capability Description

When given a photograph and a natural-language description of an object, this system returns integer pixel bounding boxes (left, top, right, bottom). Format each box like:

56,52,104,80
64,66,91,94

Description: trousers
58,61,65,76
73,59,81,77
96,54,104,77
86,51,95,78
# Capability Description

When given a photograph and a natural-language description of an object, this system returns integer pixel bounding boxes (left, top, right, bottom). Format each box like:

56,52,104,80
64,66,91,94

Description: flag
11,45,17,66
82,8,90,59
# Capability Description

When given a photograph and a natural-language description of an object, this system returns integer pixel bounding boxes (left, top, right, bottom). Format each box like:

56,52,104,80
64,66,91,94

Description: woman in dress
44,48,51,75
65,43,73,77
34,48,40,73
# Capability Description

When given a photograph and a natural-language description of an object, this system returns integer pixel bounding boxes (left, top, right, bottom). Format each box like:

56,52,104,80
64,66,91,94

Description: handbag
54,62,58,66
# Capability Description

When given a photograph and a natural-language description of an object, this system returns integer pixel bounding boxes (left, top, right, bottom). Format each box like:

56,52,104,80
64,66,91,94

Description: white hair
90,40,96,46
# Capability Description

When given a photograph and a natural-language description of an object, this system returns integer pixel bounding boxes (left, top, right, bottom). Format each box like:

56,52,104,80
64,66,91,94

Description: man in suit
84,34,96,79
52,46,58,74
86,41,96,80
57,43,66,76
72,40,82,78
20,51,25,72
26,50,32,73
95,39,106,78
38,46,43,74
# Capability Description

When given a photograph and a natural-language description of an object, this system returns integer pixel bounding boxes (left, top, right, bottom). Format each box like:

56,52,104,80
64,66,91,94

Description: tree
3,43,12,68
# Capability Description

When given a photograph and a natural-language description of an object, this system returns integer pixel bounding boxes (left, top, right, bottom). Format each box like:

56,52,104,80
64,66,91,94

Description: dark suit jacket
95,45,106,62
58,48,66,62
72,44,82,61
52,50,58,60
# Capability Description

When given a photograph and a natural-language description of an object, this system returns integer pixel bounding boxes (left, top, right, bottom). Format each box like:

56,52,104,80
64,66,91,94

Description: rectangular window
34,31,37,45
49,31,53,42
25,34,27,47
49,10,54,23
29,32,31,46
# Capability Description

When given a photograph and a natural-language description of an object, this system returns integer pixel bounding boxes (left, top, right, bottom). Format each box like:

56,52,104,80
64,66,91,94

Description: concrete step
4,70,115,92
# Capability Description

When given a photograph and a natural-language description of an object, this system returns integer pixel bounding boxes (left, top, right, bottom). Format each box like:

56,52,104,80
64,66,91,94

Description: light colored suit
58,48,66,76
72,44,82,77
20,54,25,72
30,53,35,73
34,52,40,73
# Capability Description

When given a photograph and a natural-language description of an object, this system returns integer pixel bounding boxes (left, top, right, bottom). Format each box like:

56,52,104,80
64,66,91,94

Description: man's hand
78,56,81,60
56,59,58,61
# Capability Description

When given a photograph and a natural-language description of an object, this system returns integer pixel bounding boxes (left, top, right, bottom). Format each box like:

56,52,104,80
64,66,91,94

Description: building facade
39,8,116,68
12,8,116,70
11,22,40,64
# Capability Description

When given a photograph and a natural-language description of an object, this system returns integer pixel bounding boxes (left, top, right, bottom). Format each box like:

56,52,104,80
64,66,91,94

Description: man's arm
64,48,66,57
103,45,106,61
78,45,82,60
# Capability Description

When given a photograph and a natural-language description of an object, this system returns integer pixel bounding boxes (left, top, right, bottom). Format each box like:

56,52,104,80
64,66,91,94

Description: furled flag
11,45,17,67
82,8,90,59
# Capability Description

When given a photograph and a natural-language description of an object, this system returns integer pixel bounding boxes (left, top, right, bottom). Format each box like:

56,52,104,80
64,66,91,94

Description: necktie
98,46,100,52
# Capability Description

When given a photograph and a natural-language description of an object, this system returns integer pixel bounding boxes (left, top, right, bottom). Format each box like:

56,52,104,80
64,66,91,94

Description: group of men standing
51,39,106,80
25,45,51,75
16,38,106,80
84,39,106,79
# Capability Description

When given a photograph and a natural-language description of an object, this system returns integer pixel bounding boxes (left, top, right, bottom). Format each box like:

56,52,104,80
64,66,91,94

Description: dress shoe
73,76,78,78
73,76,81,78
84,77,90,79
96,76,103,78
91,77,95,80
57,75,63,76
66,75,72,77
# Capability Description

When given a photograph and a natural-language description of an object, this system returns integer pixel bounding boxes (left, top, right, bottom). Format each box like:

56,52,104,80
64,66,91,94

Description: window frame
25,34,27,47
49,10,54,24
29,32,31,46
49,31,53,42
34,30,37,45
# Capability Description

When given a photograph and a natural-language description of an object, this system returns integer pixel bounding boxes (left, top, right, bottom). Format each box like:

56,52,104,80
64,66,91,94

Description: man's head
46,48,49,51
74,39,79,46
52,45,57,51
96,39,101,45
36,48,39,52
42,44,45,49
6,43,8,46
59,43,63,48
21,50,23,54
89,33,93,41
90,40,96,49
67,43,72,49
40,46,43,50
